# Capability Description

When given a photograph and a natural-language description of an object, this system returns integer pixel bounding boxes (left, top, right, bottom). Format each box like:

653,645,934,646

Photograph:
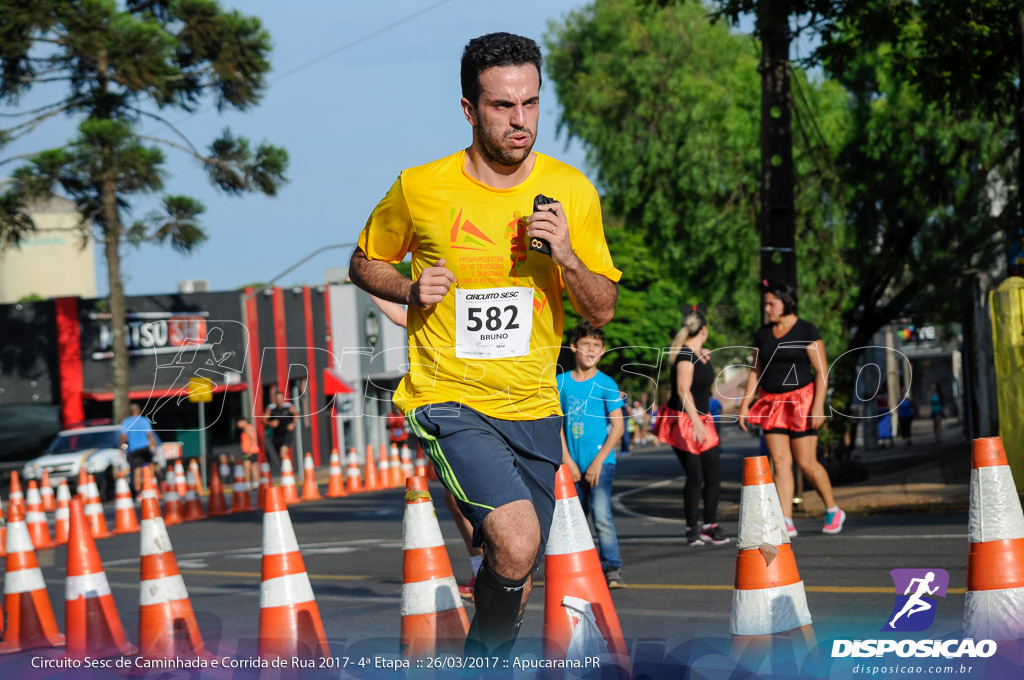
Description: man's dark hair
760,278,798,316
568,320,605,347
461,33,543,106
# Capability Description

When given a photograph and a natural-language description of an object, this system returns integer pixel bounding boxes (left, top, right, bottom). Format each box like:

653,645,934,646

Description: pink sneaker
785,518,798,538
458,575,475,601
822,508,846,534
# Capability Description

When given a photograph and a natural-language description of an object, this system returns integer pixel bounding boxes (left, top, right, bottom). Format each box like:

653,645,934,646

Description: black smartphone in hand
530,194,558,256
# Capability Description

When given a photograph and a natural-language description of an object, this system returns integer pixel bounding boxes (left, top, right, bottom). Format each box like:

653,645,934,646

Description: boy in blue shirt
557,321,627,588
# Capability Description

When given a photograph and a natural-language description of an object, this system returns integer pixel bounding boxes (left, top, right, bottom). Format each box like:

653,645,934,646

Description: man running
349,32,620,655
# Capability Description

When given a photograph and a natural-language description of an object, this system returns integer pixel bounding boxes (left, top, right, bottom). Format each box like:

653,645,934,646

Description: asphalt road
0,437,1010,680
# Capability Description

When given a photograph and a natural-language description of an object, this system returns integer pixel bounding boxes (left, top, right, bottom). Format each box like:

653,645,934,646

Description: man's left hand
526,201,575,267
584,461,602,488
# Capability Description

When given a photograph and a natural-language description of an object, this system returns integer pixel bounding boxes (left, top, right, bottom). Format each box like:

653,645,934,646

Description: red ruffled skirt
655,407,719,454
746,382,815,432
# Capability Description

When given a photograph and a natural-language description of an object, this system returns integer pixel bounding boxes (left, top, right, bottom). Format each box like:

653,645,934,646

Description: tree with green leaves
0,0,288,421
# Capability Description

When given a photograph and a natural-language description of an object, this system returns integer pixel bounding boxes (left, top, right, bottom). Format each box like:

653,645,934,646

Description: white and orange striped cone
206,462,229,517
0,494,6,558
174,460,188,499
162,466,183,526
327,450,347,498
258,462,271,508
543,465,631,675
730,456,815,668
378,444,392,489
364,445,380,492
400,476,469,658
401,444,414,480
112,477,141,535
25,481,53,550
141,467,162,513
389,444,403,487
232,463,253,513
414,447,428,478
182,469,204,522
0,503,65,653
65,498,136,658
8,470,25,517
77,467,89,496
39,469,56,512
84,474,113,540
301,453,322,502
346,448,363,494
280,453,301,505
138,490,210,660
54,481,71,545
964,437,1024,643
258,486,331,662
189,459,205,496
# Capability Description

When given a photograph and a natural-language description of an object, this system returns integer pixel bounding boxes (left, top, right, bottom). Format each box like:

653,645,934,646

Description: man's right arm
349,248,455,309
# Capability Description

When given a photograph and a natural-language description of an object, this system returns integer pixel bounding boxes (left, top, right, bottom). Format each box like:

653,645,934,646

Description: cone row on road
347,448,363,494
53,481,71,546
174,461,188,499
207,462,229,517
0,503,65,653
401,444,414,480
400,476,469,658
364,444,380,492
259,486,330,662
378,444,392,489
65,498,136,658
162,466,183,526
301,453,322,501
39,469,55,512
8,470,25,517
233,462,253,513
182,469,204,521
259,462,271,508
280,454,301,505
84,474,113,539
389,444,403,488
964,437,1024,642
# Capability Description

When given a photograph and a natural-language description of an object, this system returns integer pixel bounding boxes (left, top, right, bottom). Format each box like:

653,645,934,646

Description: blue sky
4,0,600,296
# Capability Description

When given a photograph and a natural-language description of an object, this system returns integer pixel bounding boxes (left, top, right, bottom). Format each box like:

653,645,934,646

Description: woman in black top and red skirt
738,280,845,536
655,304,729,546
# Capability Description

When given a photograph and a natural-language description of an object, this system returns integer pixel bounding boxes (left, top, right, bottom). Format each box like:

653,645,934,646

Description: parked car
22,425,152,501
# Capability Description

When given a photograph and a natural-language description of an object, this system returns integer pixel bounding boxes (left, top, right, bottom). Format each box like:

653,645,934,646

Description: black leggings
673,446,721,528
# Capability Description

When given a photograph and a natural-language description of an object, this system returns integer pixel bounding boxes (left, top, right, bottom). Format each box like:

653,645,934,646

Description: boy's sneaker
785,518,798,538
605,569,627,589
700,523,730,545
458,575,475,601
822,507,846,534
686,527,705,546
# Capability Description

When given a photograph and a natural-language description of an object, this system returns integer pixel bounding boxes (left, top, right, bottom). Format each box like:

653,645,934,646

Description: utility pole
758,0,797,288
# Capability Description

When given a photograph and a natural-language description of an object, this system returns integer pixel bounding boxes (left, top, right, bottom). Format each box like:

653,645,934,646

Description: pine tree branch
0,145,70,168
0,99,69,118
137,134,205,161
0,105,70,141
132,108,201,156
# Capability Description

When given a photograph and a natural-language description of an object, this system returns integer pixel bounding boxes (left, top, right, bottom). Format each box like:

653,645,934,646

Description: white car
23,425,138,501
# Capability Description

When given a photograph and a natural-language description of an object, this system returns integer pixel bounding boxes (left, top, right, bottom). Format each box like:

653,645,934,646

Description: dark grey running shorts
407,402,562,551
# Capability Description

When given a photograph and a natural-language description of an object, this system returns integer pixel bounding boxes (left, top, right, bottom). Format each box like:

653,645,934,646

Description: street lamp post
243,242,360,301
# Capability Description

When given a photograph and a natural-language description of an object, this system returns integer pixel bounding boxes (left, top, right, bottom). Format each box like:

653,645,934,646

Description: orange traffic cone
964,437,1024,642
138,491,210,659
39,469,56,512
174,460,188,499
346,447,363,494
279,453,301,505
141,467,162,512
8,470,25,516
258,486,330,662
25,480,53,550
389,444,403,487
327,450,347,498
232,463,253,513
401,444,414,480
54,481,71,545
378,444,392,489
77,467,88,495
543,465,630,674
258,462,271,508
162,466,183,526
113,477,141,535
65,498,136,658
206,462,228,517
400,476,469,658
182,469,204,521
189,459,205,496
729,456,815,669
0,494,6,558
364,444,380,491
301,453,322,501
414,446,428,478
0,503,65,653
84,474,112,540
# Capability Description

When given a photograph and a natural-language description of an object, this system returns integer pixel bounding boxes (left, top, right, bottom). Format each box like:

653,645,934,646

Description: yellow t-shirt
358,150,621,420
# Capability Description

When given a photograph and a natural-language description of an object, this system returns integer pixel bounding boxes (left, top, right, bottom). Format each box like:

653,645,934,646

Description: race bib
455,287,533,359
